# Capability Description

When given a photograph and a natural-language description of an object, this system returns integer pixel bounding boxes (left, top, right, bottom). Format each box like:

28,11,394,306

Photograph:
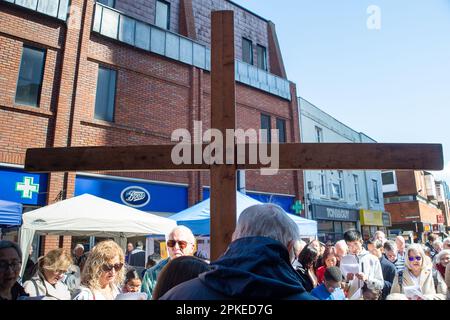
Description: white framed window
330,183,341,199
381,170,398,193
315,126,323,143
155,0,170,30
338,170,344,199
373,179,380,203
353,174,360,202
319,170,326,196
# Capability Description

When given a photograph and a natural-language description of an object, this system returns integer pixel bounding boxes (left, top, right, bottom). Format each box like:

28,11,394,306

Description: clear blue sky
232,0,450,183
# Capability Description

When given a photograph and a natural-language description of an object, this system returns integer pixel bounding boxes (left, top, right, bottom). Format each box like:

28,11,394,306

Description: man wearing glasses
141,226,196,299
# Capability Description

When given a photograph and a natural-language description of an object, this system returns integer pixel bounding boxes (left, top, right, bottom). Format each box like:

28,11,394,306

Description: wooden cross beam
24,11,444,261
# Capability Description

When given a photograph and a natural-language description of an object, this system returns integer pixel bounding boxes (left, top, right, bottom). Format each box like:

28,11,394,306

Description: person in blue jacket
159,204,316,300
311,266,346,300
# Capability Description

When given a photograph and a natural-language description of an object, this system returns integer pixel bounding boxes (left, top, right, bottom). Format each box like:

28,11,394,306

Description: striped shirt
395,251,406,273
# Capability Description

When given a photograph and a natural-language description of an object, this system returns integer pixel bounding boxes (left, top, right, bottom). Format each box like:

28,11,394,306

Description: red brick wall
386,200,441,225
1,1,303,255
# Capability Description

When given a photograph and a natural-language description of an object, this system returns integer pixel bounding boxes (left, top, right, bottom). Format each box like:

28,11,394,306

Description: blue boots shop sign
120,186,151,208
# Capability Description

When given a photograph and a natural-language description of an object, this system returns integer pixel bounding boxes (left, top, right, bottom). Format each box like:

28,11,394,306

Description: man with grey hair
160,204,315,300
141,225,196,299
292,240,306,268
335,240,348,261
443,238,450,250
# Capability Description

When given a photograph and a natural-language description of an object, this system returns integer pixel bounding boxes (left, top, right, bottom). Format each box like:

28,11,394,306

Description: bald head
335,240,348,258
396,236,405,253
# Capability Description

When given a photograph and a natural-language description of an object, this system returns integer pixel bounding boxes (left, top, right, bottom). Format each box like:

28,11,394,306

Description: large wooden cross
24,11,443,261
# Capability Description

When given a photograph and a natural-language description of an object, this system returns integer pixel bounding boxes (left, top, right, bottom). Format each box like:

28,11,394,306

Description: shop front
360,210,392,241
74,173,190,251
389,221,433,243
311,202,359,244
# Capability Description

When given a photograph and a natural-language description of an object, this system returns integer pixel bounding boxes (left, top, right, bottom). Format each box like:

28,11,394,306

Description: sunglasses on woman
102,263,124,272
167,240,188,249
408,256,422,262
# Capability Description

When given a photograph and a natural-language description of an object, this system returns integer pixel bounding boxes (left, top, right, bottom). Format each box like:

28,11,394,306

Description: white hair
405,244,428,271
443,238,450,247
435,249,450,265
335,240,348,249
169,225,196,244
73,243,84,253
232,204,300,248
433,240,443,248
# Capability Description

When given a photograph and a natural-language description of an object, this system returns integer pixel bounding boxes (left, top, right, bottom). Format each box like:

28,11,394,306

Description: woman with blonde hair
23,248,73,300
389,244,445,300
73,240,125,300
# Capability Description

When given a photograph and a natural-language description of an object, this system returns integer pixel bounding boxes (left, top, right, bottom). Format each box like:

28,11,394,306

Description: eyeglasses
167,240,188,249
101,263,124,272
0,261,22,272
408,256,422,262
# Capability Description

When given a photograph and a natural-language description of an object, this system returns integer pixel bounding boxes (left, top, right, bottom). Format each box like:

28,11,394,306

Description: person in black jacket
159,204,316,300
367,239,395,300
295,245,319,292
0,240,28,300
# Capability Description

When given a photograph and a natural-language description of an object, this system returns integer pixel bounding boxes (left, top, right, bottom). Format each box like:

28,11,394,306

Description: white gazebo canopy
19,193,177,275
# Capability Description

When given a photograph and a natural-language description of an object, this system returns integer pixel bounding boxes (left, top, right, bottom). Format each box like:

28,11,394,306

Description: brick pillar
179,0,197,39
267,21,287,79
44,0,95,252
288,82,305,216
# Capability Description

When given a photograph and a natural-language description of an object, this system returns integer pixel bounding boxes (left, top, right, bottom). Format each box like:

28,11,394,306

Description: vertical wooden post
210,11,237,261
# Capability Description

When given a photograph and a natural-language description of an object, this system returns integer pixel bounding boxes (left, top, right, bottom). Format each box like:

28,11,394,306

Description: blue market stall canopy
0,199,23,227
169,192,317,237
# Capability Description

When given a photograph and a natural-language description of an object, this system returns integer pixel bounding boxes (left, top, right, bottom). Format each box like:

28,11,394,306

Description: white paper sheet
349,288,362,300
403,285,425,300
115,292,148,300
340,263,360,278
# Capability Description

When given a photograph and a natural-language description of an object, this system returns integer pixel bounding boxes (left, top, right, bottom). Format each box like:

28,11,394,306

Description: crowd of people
1,204,449,300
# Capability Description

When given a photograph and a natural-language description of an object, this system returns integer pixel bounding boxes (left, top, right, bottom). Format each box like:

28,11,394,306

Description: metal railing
93,3,291,100
2,0,70,21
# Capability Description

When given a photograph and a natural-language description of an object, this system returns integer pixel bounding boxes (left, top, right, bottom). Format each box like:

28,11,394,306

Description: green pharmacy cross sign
291,200,304,215
15,177,39,199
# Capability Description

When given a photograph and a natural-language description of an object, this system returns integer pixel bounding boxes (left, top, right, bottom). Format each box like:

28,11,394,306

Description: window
338,170,344,199
97,0,115,7
372,179,380,203
256,45,267,70
15,46,46,107
276,118,286,143
382,171,395,185
261,114,271,143
353,174,360,202
381,170,398,193
94,66,117,122
242,38,253,64
319,170,326,196
155,0,170,30
330,183,341,199
315,126,323,143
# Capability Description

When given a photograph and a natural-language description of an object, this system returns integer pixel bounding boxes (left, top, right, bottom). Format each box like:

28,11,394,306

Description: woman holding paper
73,240,124,300
389,244,445,300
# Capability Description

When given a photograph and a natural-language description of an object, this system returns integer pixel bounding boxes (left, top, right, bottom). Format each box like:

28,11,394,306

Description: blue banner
75,175,189,213
0,167,48,206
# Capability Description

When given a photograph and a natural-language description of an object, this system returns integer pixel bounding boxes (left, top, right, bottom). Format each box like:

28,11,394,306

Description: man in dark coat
159,204,316,300
367,239,396,299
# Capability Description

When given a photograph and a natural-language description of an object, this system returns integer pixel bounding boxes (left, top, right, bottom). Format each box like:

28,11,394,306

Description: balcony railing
2,0,70,21
93,3,291,100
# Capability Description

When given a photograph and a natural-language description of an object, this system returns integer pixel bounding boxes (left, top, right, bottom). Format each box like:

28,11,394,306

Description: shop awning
0,199,23,227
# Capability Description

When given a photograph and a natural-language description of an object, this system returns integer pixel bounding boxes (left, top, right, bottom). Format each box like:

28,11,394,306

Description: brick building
0,0,304,255
382,170,448,242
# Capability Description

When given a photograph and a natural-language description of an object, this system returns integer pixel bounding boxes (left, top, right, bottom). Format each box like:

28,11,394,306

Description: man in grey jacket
342,230,384,299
